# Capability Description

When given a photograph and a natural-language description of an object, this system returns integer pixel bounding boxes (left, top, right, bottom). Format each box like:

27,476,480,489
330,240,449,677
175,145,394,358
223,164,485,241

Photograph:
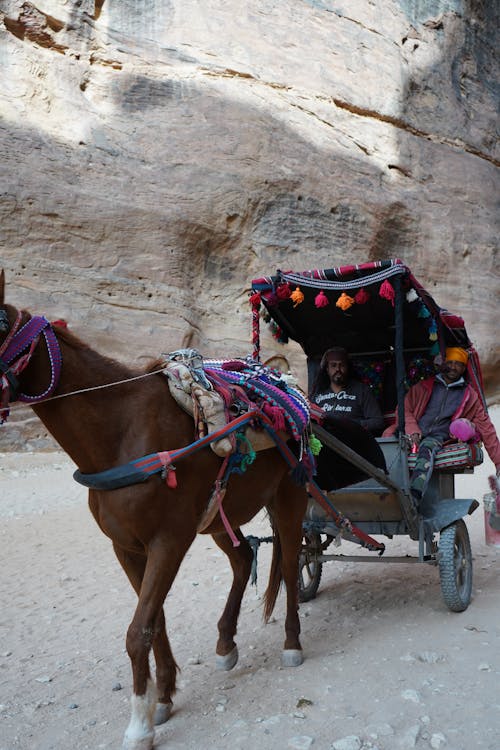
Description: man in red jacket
385,347,500,504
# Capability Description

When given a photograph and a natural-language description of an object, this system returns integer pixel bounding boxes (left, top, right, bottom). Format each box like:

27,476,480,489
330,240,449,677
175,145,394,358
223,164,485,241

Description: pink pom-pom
449,418,480,443
379,279,395,306
276,283,292,300
354,288,370,304
315,290,329,308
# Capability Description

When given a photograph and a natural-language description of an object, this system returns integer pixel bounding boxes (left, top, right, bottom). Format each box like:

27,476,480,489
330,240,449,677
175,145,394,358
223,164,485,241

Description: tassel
290,461,309,486
309,434,323,456
315,290,329,308
249,291,261,307
291,287,304,307
406,289,418,303
336,292,354,311
276,282,292,300
429,341,440,355
263,402,286,431
428,320,438,341
354,288,369,304
166,466,177,489
418,305,431,319
379,279,395,306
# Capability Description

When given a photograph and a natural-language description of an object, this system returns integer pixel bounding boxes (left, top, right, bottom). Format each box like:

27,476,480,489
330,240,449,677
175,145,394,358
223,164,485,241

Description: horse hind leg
211,529,254,671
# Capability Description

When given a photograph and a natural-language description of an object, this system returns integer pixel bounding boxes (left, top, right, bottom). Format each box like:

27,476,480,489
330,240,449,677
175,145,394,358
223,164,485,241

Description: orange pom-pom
291,287,304,307
315,290,329,308
336,292,354,311
354,288,369,304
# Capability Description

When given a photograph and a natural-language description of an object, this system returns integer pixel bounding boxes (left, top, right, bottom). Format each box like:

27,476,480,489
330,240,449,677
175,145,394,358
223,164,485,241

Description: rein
0,314,62,423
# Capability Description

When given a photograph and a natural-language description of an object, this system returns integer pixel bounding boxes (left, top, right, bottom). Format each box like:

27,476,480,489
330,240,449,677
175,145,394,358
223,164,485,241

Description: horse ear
0,270,4,305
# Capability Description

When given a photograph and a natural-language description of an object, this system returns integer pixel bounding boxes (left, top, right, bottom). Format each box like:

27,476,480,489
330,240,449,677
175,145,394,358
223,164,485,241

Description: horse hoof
216,646,239,671
281,649,304,667
154,701,173,725
122,733,154,750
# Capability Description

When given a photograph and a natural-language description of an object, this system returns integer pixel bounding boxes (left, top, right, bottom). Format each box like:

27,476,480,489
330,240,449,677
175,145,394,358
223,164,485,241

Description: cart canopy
251,258,485,424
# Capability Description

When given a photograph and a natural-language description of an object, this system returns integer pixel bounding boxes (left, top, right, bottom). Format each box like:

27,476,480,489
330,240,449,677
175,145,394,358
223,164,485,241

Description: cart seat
407,441,483,473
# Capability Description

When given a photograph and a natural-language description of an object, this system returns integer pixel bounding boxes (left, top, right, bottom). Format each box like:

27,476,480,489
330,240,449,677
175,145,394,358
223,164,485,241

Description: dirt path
1,409,499,750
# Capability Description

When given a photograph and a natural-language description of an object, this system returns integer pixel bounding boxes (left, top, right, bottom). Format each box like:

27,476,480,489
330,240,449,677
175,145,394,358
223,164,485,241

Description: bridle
0,309,62,423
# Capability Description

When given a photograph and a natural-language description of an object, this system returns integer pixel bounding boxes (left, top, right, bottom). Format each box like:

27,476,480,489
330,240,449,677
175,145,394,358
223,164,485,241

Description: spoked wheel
298,531,323,603
438,519,472,612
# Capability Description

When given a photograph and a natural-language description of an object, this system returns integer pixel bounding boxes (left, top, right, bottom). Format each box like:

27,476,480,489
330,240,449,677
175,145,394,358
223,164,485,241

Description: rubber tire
298,531,323,603
438,519,472,612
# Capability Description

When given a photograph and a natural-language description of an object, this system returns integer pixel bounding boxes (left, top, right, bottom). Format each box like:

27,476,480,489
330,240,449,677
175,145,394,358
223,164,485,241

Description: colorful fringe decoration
379,279,395,306
336,292,354,311
314,290,329,308
354,288,370,304
291,287,304,307
418,305,431,319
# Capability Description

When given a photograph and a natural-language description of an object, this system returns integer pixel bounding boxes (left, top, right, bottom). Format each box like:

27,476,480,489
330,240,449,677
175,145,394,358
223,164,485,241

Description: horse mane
52,322,139,377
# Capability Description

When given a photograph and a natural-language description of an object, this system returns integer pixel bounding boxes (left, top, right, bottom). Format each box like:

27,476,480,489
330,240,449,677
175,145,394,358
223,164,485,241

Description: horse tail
263,523,283,622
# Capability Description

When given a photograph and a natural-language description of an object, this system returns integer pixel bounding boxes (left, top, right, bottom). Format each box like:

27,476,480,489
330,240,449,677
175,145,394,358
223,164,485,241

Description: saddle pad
205,359,309,441
407,441,483,471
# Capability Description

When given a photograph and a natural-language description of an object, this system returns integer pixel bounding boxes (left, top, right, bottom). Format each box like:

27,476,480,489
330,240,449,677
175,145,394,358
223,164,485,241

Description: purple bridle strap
0,316,62,403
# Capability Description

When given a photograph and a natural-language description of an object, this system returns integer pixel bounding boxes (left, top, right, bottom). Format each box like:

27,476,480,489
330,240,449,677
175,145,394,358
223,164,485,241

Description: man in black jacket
310,347,384,435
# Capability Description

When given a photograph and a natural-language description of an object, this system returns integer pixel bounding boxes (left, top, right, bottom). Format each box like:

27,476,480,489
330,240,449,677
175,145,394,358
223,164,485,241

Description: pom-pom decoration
406,289,419,303
309,434,323,456
379,279,395,306
449,418,480,443
354,288,370,304
314,290,329,308
276,282,292,300
417,305,431,319
428,320,438,341
291,287,304,307
336,292,355,311
249,291,261,308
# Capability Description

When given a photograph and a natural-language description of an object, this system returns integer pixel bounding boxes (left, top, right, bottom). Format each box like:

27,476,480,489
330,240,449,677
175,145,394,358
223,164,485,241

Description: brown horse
0,271,310,750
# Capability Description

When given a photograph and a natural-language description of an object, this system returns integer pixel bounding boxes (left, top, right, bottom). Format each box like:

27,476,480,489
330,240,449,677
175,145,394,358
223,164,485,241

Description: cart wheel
298,532,323,603
438,519,472,612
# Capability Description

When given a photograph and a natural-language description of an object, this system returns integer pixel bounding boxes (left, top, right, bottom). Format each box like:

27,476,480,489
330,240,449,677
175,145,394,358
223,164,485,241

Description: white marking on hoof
281,649,304,667
122,678,157,750
154,701,173,726
215,645,239,671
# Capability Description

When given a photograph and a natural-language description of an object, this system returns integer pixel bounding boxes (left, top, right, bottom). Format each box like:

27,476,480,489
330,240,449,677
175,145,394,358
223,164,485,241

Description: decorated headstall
0,312,62,423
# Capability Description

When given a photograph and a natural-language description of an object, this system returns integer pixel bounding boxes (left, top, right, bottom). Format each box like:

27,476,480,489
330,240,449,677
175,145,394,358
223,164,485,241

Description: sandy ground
1,408,499,750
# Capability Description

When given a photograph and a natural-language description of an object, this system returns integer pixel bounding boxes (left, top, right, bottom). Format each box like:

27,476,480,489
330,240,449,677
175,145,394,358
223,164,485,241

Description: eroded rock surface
1,1,498,448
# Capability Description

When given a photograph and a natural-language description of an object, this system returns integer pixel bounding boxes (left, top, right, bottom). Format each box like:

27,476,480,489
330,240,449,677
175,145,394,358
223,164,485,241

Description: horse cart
250,258,486,613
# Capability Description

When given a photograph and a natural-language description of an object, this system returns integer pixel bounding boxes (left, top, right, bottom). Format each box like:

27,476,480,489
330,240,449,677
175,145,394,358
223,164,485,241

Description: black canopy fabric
251,259,485,417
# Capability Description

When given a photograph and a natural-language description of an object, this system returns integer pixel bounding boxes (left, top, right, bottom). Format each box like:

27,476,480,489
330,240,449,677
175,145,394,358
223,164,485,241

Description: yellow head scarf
445,347,468,365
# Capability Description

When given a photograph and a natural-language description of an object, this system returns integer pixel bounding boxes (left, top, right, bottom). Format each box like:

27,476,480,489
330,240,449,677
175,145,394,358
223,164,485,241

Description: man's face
441,359,466,384
326,358,348,386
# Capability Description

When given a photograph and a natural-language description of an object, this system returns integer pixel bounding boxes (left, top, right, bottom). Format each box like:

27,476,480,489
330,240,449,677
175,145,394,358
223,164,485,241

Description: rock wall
0,0,498,450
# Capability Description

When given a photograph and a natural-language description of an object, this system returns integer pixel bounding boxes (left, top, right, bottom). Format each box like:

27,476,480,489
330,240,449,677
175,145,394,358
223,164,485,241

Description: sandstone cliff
0,0,498,449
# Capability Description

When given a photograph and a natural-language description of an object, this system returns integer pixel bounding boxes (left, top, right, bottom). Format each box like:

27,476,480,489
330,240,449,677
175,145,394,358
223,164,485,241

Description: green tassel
309,435,323,456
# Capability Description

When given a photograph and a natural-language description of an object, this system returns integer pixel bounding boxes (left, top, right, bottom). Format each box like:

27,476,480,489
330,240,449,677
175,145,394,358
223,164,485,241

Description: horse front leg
120,537,193,750
211,529,254,671
113,545,177,727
